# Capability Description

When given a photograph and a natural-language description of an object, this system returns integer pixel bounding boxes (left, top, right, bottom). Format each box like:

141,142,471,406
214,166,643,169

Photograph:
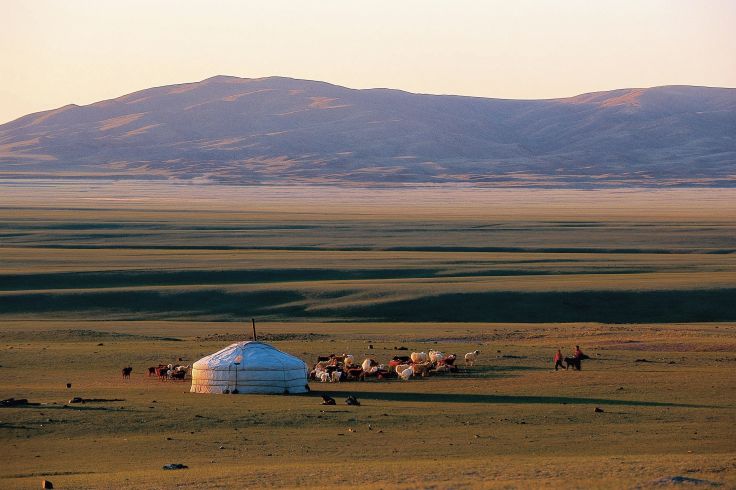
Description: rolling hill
1,75,734,186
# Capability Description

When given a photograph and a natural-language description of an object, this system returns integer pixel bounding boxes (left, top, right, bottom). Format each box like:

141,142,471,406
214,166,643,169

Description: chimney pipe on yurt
252,318,257,341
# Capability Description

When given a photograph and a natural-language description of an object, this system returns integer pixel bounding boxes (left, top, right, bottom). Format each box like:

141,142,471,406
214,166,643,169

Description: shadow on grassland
309,389,712,408
0,267,653,291
1,288,735,323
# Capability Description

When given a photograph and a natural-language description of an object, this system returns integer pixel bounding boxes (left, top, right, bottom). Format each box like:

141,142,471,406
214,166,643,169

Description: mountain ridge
1,76,735,187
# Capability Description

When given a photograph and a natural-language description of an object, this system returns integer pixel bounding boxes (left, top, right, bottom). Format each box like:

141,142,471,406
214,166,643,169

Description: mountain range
1,75,735,186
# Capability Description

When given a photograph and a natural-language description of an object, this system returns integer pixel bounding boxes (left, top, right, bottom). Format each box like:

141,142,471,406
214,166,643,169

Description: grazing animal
361,358,377,372
564,356,581,370
331,371,343,383
413,361,432,377
398,366,414,381
464,350,480,367
321,394,336,405
155,365,169,379
343,354,355,367
395,363,412,375
148,366,157,376
319,371,330,383
429,350,445,363
346,367,363,380
66,383,72,389
410,352,427,363
345,395,360,406
121,366,133,379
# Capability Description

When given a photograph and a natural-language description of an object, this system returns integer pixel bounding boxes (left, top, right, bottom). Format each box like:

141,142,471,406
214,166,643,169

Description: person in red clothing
574,345,584,359
553,349,565,370
570,345,589,370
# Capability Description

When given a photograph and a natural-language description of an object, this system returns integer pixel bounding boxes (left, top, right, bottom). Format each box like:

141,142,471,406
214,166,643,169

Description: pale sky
2,0,735,124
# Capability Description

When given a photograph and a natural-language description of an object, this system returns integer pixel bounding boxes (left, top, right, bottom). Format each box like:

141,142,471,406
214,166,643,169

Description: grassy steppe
1,184,736,323
1,321,734,489
1,183,735,488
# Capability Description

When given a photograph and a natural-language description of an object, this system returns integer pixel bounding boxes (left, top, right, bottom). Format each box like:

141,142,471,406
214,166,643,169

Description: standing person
574,345,583,359
553,349,565,371
572,345,587,370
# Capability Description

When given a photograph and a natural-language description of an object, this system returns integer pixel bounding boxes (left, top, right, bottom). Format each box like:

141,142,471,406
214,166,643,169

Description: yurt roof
193,341,306,371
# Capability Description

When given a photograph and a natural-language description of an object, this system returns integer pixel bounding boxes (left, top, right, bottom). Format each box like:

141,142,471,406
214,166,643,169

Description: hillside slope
1,76,734,186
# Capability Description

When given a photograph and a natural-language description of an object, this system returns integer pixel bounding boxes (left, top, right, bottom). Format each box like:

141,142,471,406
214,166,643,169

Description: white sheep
398,366,414,381
429,351,445,364
395,363,412,375
410,352,427,363
331,371,343,383
319,371,330,383
362,358,377,372
464,350,480,367
344,354,355,367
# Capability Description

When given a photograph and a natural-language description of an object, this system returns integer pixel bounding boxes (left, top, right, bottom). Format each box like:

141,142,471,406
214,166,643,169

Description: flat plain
1,182,735,488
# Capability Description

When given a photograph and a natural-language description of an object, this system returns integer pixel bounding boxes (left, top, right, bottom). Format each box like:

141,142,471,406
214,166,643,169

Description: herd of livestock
147,364,190,380
123,350,483,383
310,350,481,382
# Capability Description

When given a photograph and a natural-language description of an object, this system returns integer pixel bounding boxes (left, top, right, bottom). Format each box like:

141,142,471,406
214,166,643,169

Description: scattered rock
68,397,83,404
66,383,72,389
594,407,605,413
320,395,336,406
162,463,188,470
97,343,104,346
635,358,652,363
41,480,53,489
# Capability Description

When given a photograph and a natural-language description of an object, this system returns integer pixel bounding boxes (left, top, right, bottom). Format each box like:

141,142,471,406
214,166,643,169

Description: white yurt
190,341,309,394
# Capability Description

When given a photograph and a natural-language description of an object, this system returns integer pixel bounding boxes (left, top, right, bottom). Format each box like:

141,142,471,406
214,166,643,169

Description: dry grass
0,183,735,488
1,321,735,489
